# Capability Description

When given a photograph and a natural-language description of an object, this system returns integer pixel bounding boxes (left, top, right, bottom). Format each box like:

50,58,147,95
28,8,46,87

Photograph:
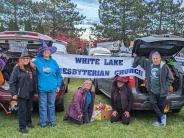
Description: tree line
91,0,184,42
0,0,85,38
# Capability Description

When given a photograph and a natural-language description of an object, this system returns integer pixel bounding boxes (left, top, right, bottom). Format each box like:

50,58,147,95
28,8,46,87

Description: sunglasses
23,57,30,60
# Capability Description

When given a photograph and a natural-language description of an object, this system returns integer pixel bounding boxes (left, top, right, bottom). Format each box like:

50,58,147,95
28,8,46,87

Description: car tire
56,94,65,112
94,79,101,95
172,109,181,113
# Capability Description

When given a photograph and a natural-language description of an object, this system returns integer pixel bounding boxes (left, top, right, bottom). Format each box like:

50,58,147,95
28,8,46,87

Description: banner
52,54,145,79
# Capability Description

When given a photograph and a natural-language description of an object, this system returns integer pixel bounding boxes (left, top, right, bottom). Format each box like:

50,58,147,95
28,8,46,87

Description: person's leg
121,114,130,125
47,92,56,126
26,99,33,128
110,111,121,123
83,112,90,124
18,98,27,131
149,93,163,119
67,116,83,125
158,96,167,126
39,92,48,127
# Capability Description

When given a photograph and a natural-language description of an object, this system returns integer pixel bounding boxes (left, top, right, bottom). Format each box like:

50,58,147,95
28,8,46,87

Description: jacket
33,56,62,93
133,56,174,97
111,82,133,112
66,87,95,121
9,65,37,99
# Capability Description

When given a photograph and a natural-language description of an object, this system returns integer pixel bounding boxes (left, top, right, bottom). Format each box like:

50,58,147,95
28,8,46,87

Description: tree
92,0,148,42
0,22,5,32
41,0,86,37
8,19,19,31
24,20,32,31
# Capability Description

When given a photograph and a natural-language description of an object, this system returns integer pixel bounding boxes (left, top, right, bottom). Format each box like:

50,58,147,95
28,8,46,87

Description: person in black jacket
110,75,133,125
9,49,37,134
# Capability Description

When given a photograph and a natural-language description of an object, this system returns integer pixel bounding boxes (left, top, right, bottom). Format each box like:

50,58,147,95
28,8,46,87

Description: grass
1,78,184,138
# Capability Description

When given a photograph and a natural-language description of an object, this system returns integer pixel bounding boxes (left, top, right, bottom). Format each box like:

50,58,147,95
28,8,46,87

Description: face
83,80,92,90
22,57,30,65
117,81,124,88
152,54,161,65
43,49,51,58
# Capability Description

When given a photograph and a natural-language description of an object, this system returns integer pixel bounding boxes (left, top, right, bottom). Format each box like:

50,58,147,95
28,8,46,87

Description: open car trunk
0,42,43,91
132,35,184,94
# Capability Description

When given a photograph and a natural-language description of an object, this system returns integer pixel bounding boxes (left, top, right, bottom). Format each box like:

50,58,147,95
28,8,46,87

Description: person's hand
78,114,83,119
56,87,60,93
124,111,130,118
133,53,137,57
12,95,17,100
112,111,118,117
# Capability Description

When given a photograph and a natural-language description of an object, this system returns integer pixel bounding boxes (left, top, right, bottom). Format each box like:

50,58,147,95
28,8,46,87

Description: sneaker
27,123,34,128
50,124,56,128
19,128,28,134
161,114,166,127
152,121,161,127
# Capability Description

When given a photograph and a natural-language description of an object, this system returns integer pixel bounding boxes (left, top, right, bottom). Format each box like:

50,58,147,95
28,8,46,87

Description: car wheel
94,79,101,95
56,94,64,112
172,109,181,113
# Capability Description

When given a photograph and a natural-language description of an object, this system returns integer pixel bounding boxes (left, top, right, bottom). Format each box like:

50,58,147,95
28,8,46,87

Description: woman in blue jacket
33,40,62,128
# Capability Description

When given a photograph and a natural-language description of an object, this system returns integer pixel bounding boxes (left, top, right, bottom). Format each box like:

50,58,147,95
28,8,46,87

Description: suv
94,35,184,112
0,31,67,114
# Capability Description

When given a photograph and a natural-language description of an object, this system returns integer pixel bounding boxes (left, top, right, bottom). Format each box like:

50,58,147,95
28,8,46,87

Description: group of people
9,41,62,133
64,50,174,127
8,39,173,134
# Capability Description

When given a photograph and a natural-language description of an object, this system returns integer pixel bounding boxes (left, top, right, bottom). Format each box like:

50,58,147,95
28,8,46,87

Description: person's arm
165,65,174,88
110,84,116,111
55,62,62,90
72,89,82,117
9,66,19,96
126,86,133,112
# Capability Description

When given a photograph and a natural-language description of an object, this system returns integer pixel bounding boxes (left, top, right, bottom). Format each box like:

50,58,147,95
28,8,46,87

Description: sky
71,0,100,23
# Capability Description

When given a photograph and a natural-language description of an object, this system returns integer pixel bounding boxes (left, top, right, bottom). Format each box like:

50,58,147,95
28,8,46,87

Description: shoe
161,114,166,127
27,123,34,128
40,124,47,128
152,121,161,127
50,124,56,128
19,128,28,134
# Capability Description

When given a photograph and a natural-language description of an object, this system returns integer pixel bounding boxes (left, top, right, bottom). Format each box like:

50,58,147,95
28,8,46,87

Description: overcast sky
71,0,99,22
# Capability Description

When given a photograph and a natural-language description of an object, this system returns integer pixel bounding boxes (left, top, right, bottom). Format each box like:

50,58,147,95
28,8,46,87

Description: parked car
0,31,68,113
94,35,184,112
88,47,112,56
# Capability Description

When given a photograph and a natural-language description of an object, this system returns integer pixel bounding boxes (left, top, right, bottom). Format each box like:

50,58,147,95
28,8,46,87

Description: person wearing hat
110,75,133,125
32,40,62,128
9,48,37,133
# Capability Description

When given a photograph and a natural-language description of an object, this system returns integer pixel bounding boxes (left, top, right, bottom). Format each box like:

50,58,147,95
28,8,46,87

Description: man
134,51,174,126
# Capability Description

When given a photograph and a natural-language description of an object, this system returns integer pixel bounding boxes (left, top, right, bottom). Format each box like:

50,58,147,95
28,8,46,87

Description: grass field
1,79,184,138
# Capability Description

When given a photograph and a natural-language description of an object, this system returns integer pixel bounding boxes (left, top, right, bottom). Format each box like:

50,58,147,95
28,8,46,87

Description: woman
110,75,133,125
65,80,95,125
32,40,62,128
9,49,37,133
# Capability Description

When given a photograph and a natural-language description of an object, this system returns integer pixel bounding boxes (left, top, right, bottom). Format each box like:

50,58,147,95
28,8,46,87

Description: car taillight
128,76,135,88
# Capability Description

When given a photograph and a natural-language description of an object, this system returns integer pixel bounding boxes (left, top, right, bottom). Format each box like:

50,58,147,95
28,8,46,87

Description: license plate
9,42,27,52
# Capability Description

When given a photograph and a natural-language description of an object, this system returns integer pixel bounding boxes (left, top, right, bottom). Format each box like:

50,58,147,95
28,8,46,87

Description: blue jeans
39,92,56,126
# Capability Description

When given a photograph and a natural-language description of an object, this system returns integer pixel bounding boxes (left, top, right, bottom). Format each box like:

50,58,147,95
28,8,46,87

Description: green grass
1,78,184,138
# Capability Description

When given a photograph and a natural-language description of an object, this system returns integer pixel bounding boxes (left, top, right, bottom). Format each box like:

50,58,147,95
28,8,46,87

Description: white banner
52,54,145,79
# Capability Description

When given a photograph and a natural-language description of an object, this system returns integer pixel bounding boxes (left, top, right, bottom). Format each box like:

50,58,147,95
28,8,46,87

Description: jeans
149,92,166,122
39,92,56,126
18,98,32,129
